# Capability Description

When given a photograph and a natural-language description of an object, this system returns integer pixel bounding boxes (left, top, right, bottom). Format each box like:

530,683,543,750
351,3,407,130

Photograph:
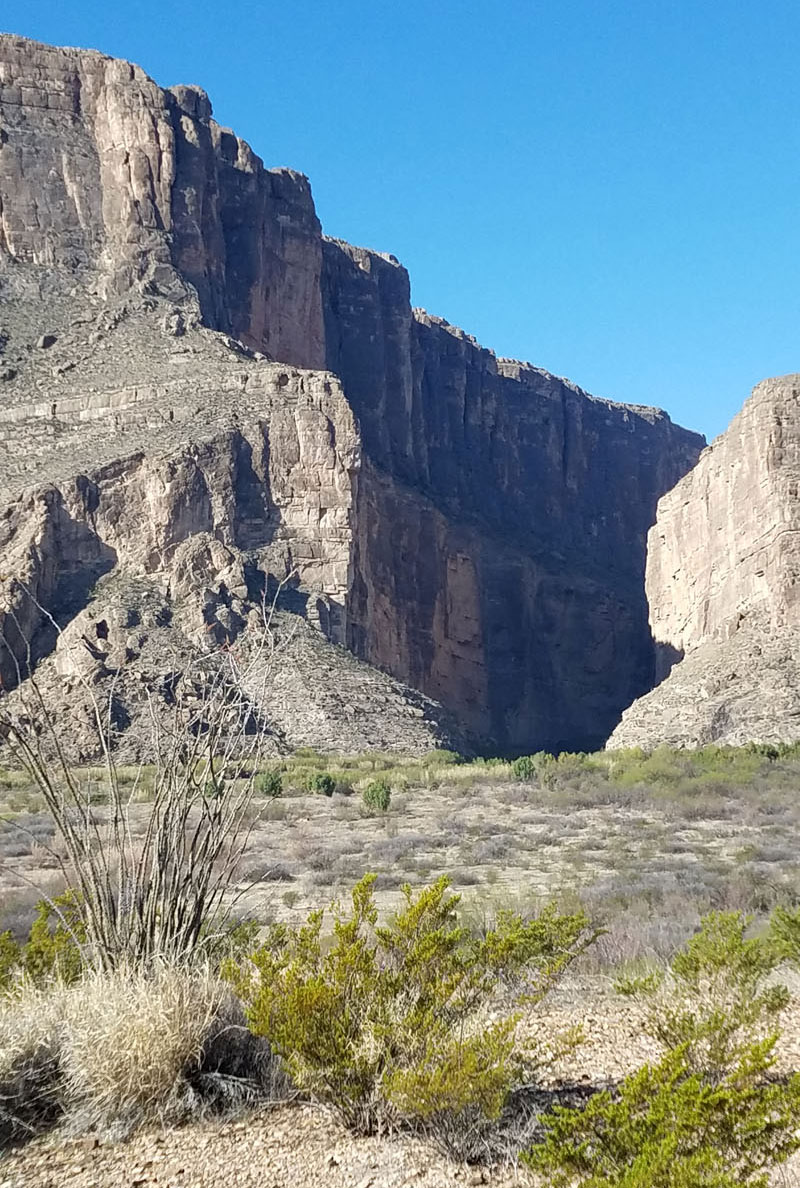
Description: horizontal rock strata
0,33,706,754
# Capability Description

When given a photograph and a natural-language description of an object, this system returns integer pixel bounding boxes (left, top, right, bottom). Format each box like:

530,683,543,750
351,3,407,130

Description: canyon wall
322,240,703,748
0,34,706,753
609,375,800,749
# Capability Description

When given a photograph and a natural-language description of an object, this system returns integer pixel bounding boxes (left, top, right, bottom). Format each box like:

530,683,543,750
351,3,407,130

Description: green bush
511,755,536,781
525,1037,800,1187
307,772,336,797
616,911,786,1076
422,749,463,766
254,769,283,798
0,892,85,992
768,903,800,966
362,778,391,812
225,874,597,1141
512,751,563,785
528,910,800,1185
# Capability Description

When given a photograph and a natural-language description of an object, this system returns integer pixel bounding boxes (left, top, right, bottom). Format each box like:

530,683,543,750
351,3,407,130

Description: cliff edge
609,375,800,749
0,34,705,754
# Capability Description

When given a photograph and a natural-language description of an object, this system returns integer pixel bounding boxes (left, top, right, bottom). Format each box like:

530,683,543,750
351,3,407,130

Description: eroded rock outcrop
609,375,800,749
0,35,324,366
0,299,460,755
0,33,706,754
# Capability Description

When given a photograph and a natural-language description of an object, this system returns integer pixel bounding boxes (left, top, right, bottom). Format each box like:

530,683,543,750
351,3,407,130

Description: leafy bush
226,874,597,1143
512,751,562,785
307,772,336,797
512,755,536,781
616,911,786,1076
254,769,283,798
0,892,85,992
527,910,800,1185
423,749,463,766
768,903,800,967
525,1037,800,1187
362,778,391,812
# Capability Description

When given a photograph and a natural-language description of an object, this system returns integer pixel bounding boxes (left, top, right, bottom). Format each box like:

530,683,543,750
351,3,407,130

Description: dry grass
0,967,289,1144
60,966,223,1131
0,981,64,1145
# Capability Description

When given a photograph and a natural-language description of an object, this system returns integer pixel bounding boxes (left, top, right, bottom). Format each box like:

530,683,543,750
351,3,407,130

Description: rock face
609,375,800,749
323,243,703,749
0,36,325,366
0,34,705,755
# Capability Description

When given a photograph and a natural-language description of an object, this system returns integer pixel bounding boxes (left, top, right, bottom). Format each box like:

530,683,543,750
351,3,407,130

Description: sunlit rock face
609,375,800,750
0,34,704,754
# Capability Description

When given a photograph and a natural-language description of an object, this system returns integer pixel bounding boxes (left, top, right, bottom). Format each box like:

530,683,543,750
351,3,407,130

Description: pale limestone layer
0,33,707,754
609,375,800,749
647,376,800,660
0,34,325,367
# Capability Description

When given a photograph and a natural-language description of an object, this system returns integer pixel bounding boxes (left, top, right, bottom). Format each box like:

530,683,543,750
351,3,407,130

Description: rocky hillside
0,34,705,754
609,374,800,749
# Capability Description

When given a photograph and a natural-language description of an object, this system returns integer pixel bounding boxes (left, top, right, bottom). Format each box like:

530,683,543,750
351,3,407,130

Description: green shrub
254,769,283,798
422,749,463,767
511,751,563,785
307,772,336,797
768,903,800,967
529,910,800,1185
616,911,786,1076
0,930,19,991
525,1037,800,1187
226,874,597,1141
512,755,536,781
362,778,391,812
0,892,86,992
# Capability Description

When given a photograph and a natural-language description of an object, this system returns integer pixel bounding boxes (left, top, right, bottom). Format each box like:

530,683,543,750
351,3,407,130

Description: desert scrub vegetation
224,873,598,1152
524,1038,800,1187
0,891,85,990
615,911,789,1076
362,776,392,813
4,602,800,1174
525,913,800,1186
0,617,287,969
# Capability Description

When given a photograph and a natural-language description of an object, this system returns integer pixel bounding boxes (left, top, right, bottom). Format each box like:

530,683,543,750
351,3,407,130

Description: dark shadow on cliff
0,482,117,692
231,431,280,551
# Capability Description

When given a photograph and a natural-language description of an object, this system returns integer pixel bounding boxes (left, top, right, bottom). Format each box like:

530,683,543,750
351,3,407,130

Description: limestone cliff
323,242,703,749
609,375,800,749
0,33,705,755
0,35,324,366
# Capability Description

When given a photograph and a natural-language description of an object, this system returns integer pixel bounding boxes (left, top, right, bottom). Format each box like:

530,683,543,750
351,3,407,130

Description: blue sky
5,1,799,440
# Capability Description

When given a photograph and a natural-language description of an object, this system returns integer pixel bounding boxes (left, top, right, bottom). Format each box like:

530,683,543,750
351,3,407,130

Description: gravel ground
4,977,800,1187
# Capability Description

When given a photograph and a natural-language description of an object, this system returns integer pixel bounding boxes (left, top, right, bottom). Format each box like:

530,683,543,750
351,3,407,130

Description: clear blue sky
5,1,800,440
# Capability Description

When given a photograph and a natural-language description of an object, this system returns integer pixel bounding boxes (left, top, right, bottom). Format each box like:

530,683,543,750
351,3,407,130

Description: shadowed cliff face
0,34,705,753
322,240,704,751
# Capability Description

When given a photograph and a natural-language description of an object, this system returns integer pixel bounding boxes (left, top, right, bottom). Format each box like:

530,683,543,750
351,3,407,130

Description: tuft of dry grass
60,966,224,1132
0,982,65,1145
0,967,290,1143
